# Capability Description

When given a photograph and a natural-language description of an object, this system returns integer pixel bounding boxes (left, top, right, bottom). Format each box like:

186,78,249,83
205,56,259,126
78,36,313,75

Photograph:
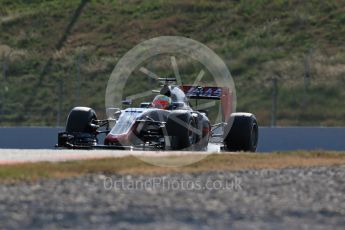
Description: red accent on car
104,122,139,146
202,126,210,136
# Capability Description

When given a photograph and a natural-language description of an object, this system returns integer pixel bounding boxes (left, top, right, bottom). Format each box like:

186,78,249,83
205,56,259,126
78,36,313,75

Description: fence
0,127,344,152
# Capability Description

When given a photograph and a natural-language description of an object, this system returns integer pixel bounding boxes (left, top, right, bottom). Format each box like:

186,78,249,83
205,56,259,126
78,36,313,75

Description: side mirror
140,102,151,108
106,108,121,129
122,99,132,106
106,108,121,120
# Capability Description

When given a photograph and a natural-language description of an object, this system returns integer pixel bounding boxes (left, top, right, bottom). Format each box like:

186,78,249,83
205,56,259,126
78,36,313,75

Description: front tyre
66,107,98,133
223,113,258,152
58,107,98,147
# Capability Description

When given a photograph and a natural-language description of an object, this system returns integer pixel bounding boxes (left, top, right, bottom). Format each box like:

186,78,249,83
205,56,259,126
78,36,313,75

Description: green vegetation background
0,0,344,126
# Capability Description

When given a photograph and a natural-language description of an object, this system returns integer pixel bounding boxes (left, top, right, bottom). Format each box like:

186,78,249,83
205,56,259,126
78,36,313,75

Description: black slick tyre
223,113,258,152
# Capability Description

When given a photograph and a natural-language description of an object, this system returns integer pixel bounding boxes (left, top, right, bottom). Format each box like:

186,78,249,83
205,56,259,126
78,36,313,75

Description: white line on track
0,144,222,164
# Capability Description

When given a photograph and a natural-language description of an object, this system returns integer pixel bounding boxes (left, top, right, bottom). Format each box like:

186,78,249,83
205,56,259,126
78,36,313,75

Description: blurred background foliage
0,0,344,126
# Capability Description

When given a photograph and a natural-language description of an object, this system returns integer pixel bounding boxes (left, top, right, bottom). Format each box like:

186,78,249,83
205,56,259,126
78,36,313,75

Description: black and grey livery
57,79,258,151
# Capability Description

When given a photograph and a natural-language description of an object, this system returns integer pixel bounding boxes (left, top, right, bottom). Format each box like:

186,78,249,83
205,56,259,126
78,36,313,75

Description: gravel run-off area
1,166,345,230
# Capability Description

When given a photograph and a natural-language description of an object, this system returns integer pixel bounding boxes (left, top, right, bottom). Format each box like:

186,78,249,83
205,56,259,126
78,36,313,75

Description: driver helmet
152,94,172,110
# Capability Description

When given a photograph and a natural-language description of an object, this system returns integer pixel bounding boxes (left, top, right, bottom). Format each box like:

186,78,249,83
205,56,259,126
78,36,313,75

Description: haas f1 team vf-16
57,78,258,151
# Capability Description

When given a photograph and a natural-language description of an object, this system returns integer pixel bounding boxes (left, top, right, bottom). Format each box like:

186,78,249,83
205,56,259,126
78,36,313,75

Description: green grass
1,151,345,182
0,0,344,126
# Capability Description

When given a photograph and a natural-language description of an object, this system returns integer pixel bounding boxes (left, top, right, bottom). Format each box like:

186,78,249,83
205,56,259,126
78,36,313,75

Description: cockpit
162,85,190,110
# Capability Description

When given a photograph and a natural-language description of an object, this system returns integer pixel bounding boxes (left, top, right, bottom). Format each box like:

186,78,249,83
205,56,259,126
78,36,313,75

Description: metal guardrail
0,127,344,152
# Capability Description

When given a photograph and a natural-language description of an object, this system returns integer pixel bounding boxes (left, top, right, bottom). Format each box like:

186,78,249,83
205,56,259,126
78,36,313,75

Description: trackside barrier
0,127,344,152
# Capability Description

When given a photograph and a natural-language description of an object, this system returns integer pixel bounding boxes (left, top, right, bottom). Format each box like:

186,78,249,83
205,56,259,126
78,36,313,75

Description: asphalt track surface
1,166,344,229
0,143,222,164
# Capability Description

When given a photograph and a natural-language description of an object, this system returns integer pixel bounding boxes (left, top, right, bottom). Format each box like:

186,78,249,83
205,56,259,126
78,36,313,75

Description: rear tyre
223,113,258,152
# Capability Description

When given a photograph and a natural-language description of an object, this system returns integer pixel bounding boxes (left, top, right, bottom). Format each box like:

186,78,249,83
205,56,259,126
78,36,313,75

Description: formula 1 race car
57,78,258,151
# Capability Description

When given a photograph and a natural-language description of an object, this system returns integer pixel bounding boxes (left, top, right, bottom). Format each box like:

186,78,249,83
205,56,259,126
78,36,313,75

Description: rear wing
180,85,233,122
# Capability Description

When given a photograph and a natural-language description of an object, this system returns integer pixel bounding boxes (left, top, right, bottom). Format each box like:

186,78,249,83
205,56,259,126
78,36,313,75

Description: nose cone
104,133,128,146
104,134,117,145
